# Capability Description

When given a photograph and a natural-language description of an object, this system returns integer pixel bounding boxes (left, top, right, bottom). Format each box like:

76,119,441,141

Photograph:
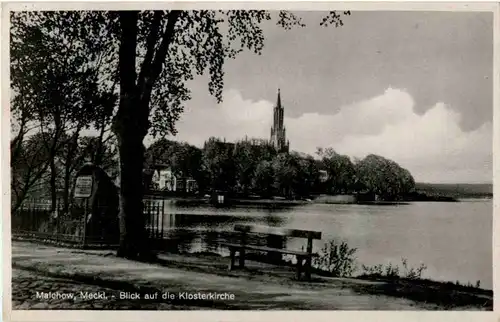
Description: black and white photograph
4,1,497,318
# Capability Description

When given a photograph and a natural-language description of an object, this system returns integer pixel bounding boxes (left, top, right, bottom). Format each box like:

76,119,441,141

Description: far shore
143,193,490,207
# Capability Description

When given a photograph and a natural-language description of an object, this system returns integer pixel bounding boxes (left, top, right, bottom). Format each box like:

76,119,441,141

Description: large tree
355,154,416,200
201,137,237,193
145,138,203,192
293,153,320,197
317,148,356,194
252,159,275,198
112,10,350,258
233,140,260,195
11,10,350,259
10,11,117,211
11,133,51,210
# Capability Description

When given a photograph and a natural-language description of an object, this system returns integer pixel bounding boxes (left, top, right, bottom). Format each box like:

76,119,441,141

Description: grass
360,258,427,280
12,239,493,310
307,239,492,309
311,239,489,292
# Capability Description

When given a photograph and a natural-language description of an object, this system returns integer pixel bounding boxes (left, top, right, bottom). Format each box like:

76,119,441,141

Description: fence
11,199,119,248
11,199,282,255
144,200,165,240
142,200,288,259
12,199,88,246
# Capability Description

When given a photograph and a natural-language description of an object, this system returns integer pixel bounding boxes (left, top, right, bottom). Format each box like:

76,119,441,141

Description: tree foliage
10,11,118,210
145,137,415,202
10,133,51,210
11,133,117,210
317,148,356,194
355,154,416,200
10,9,352,258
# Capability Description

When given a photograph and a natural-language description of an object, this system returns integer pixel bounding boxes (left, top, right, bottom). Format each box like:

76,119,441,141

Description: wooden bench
221,224,322,281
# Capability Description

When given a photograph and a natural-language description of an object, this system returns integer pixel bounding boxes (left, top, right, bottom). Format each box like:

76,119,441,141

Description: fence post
153,203,157,239
55,203,60,243
145,202,150,239
156,205,160,239
82,199,88,249
144,202,148,239
161,200,164,239
30,202,34,234
152,204,156,238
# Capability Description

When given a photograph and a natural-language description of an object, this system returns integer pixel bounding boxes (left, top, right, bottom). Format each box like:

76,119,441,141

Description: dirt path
9,241,471,310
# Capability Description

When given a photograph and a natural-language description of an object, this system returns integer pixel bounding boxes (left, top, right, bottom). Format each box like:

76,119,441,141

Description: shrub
401,258,427,279
312,239,357,277
361,258,427,279
308,239,445,285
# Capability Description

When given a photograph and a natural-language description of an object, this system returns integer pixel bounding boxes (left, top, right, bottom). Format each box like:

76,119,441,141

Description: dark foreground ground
10,241,492,310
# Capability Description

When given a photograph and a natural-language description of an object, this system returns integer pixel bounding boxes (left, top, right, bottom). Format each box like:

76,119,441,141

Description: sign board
74,176,93,198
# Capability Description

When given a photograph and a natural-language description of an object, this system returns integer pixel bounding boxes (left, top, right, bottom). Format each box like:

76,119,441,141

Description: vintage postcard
2,1,499,322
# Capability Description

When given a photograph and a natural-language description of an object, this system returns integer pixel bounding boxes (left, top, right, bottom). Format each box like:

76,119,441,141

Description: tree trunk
11,113,27,164
94,111,108,166
49,158,58,212
62,167,71,212
63,132,80,213
115,132,148,259
113,10,180,259
114,11,151,260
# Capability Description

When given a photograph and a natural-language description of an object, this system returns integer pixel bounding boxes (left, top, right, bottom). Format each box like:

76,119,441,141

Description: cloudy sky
160,11,493,184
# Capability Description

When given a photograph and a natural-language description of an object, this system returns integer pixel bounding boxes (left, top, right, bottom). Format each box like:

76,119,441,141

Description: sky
158,11,493,184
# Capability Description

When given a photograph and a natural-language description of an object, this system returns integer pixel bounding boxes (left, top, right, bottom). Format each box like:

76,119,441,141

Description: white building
151,166,177,191
319,170,329,183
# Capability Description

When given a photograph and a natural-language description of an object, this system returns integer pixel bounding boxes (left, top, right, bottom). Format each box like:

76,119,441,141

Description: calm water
146,199,493,290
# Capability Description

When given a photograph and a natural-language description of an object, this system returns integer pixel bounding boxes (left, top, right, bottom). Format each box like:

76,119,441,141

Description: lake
145,198,493,290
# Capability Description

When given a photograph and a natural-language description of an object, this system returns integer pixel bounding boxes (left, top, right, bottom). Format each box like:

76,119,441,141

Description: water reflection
145,199,291,256
144,198,492,289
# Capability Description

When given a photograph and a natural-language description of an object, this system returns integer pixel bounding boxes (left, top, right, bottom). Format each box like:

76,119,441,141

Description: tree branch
113,11,140,138
137,11,164,95
119,11,139,96
139,10,181,110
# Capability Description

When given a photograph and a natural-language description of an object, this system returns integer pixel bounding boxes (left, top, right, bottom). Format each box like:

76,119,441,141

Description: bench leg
239,248,246,268
296,256,303,280
305,256,312,281
228,248,236,270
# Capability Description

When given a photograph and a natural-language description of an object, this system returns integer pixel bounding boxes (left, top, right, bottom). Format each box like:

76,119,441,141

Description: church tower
270,89,290,153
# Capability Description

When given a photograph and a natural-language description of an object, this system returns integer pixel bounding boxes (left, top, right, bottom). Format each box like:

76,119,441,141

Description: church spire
276,88,281,109
270,88,289,153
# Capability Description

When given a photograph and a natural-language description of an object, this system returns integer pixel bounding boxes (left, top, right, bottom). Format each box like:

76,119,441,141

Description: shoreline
144,194,492,207
12,237,493,295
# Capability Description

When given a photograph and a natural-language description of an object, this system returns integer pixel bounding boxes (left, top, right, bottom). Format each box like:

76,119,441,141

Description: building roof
150,163,170,170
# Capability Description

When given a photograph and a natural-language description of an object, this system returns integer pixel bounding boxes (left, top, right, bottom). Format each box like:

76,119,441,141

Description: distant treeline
144,137,417,201
414,183,493,199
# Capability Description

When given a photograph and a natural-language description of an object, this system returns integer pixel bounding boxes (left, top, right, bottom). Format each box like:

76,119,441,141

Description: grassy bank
247,239,492,309
308,239,491,296
12,240,492,310
15,235,492,308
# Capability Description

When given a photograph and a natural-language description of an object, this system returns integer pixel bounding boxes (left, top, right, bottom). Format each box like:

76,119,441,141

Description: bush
312,239,357,277
308,239,485,292
361,258,427,279
401,258,427,279
455,279,482,289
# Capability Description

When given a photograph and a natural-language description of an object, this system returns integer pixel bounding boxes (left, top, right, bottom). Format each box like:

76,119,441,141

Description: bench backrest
233,224,322,240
